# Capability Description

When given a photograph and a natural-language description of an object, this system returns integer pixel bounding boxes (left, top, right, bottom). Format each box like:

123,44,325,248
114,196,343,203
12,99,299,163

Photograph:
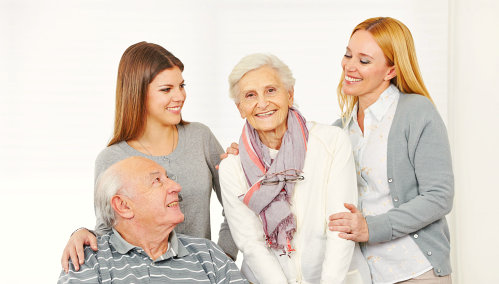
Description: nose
166,178,182,194
344,59,356,72
256,94,269,109
172,88,186,102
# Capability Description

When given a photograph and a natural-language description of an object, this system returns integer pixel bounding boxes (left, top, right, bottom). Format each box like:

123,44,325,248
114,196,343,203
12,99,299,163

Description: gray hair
228,53,296,103
94,165,126,235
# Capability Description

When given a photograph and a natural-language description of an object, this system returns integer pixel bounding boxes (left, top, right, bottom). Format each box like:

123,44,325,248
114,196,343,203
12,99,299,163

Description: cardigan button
427,251,432,256
414,234,418,239
393,197,399,202
388,178,393,183
437,269,441,273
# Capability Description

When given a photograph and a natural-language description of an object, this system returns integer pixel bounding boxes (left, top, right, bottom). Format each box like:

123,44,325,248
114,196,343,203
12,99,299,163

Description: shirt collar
110,228,189,259
348,84,399,125
368,84,399,122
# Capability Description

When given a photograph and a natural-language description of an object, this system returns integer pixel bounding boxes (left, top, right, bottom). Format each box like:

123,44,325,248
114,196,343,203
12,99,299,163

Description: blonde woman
328,17,454,283
60,42,237,272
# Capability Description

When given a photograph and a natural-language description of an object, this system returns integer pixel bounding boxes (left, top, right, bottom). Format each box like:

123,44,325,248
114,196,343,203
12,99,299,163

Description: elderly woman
328,17,454,283
219,54,370,284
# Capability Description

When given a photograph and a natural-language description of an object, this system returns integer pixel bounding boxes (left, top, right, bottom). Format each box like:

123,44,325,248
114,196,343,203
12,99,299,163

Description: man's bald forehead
109,156,164,189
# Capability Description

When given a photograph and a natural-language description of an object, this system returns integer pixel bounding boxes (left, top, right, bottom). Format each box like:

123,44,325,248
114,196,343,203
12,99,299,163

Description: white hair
94,165,125,235
228,53,296,103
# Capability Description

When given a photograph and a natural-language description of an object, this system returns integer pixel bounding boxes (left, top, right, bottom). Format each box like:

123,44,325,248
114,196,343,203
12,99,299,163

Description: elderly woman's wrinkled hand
328,203,369,242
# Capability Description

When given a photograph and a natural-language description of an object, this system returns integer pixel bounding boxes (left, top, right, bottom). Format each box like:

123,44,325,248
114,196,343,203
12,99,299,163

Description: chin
342,86,360,97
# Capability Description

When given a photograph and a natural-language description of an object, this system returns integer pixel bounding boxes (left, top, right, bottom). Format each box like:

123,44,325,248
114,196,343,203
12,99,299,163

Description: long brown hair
338,17,433,121
108,42,185,146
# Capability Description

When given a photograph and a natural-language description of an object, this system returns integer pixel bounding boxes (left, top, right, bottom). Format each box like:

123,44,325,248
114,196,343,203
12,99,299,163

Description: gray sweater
334,92,454,276
93,122,238,259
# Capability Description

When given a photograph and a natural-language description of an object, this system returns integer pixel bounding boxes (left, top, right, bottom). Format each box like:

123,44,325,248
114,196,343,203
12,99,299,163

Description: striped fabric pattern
58,230,247,284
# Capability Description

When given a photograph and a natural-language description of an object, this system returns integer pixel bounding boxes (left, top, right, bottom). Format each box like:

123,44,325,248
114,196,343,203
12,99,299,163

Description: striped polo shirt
58,229,247,284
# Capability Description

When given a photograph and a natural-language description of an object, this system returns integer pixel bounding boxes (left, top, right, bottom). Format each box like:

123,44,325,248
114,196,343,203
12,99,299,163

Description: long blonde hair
337,17,433,121
108,42,185,146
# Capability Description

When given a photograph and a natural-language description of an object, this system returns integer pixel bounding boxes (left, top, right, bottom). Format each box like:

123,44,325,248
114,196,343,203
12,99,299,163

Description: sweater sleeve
219,156,288,284
320,127,357,283
366,100,454,243
204,128,239,259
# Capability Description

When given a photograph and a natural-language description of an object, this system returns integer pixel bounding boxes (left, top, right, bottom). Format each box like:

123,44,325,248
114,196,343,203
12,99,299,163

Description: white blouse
347,85,432,284
219,122,369,284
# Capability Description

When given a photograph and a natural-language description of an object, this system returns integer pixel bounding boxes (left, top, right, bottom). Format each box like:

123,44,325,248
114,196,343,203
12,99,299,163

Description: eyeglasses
260,169,305,186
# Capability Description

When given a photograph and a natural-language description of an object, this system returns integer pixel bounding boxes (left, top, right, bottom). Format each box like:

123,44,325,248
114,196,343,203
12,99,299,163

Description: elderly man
58,156,246,284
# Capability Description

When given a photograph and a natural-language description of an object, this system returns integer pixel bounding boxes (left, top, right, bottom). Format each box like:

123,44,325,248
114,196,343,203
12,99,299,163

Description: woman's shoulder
95,142,128,162
181,121,211,132
398,93,436,113
180,121,216,138
308,122,350,148
218,154,242,177
94,142,131,179
397,93,441,122
309,121,347,138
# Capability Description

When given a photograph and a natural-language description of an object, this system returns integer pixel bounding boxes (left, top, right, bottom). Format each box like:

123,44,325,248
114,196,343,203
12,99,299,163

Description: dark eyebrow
158,80,184,88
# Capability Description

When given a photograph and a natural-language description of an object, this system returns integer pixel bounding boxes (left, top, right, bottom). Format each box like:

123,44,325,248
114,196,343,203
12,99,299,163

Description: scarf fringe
267,214,296,252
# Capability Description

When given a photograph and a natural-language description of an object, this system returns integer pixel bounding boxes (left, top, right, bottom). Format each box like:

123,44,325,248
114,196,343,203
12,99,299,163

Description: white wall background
0,0,496,283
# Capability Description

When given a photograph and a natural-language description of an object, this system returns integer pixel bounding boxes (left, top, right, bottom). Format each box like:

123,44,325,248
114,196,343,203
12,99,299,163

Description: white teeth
255,110,276,117
167,201,178,207
345,75,362,82
166,106,181,111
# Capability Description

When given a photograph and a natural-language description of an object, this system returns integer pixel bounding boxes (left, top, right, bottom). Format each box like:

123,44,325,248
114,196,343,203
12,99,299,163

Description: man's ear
385,66,397,81
111,195,134,219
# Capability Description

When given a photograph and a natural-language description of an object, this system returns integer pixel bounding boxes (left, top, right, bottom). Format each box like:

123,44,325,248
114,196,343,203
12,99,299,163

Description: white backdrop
1,0,485,283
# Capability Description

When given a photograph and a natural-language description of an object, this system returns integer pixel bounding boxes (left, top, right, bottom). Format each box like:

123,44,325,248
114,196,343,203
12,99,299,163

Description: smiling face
122,157,184,229
341,30,396,100
146,67,186,127
236,66,293,141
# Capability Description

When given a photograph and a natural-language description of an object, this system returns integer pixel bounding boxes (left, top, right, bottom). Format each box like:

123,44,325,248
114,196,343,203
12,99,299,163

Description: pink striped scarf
238,107,308,253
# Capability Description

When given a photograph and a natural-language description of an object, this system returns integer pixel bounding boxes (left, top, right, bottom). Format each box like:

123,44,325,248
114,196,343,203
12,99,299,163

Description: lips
166,106,182,111
255,110,276,117
345,75,362,82
166,201,179,207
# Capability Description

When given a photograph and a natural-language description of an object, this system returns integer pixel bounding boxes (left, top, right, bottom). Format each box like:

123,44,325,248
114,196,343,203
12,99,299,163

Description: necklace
137,127,176,156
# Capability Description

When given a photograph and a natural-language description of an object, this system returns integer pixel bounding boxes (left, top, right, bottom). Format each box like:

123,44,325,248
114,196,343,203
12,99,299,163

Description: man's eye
180,83,186,89
268,88,276,93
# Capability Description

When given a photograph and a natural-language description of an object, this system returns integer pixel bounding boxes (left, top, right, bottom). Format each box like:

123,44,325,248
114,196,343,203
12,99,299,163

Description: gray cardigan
334,92,454,276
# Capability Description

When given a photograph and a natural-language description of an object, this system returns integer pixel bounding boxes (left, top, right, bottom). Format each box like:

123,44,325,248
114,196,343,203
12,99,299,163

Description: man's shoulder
57,237,112,284
177,234,227,256
177,234,214,249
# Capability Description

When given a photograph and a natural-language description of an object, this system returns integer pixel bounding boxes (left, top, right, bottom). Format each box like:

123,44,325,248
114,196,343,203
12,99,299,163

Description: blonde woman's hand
328,203,369,242
61,228,98,273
